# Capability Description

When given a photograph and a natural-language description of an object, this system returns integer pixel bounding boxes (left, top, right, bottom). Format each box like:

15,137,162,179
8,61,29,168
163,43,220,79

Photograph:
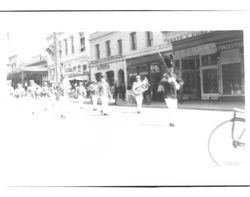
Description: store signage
217,41,243,51
175,43,217,58
97,64,110,71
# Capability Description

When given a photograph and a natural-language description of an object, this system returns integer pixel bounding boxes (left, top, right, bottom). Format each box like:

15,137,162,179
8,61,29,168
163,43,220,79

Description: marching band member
132,75,150,114
58,76,71,119
14,83,25,99
41,81,51,111
160,65,184,127
87,80,98,111
76,81,87,109
98,74,112,116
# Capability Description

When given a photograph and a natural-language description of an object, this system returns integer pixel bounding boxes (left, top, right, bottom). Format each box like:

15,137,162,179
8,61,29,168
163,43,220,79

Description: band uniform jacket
160,73,184,99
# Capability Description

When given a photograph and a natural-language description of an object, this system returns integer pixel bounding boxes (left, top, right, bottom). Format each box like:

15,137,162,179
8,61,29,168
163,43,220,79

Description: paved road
0,99,248,186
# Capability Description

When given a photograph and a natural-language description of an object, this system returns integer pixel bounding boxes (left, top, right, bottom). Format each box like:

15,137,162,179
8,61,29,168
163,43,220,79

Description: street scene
0,31,247,186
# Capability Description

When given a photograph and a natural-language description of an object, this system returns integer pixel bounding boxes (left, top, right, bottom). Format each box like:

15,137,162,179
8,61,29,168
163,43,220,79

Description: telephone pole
53,32,60,83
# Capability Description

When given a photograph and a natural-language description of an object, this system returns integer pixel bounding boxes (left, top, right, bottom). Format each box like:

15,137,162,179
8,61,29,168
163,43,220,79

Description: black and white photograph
0,2,249,197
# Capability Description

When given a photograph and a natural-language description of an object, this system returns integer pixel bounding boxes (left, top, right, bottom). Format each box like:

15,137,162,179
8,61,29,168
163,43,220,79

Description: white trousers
78,95,85,107
101,96,109,114
135,95,143,112
59,96,69,116
165,98,178,124
91,95,98,109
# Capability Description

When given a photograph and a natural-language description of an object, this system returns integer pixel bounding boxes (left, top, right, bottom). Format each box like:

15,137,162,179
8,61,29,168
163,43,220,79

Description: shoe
103,113,109,116
169,123,175,127
137,111,141,114
93,108,97,111
100,110,103,115
61,115,66,119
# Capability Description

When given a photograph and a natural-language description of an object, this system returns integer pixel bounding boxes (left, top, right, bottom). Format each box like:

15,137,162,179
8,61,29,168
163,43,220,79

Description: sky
7,32,50,62
6,32,91,63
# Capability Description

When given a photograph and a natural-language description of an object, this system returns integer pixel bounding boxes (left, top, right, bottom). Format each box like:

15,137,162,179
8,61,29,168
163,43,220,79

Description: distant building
46,32,89,86
7,54,48,88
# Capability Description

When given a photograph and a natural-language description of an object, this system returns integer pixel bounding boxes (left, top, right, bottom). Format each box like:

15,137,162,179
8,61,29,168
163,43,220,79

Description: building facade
89,31,244,102
172,31,244,100
46,32,89,85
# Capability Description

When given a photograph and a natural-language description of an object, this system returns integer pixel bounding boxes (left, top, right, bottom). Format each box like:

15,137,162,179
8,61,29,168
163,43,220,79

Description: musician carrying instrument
132,77,150,96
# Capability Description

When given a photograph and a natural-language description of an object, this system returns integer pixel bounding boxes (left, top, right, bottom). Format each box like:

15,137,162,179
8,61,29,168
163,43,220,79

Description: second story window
80,35,85,52
146,31,153,47
70,36,74,54
105,40,111,57
58,41,62,58
130,32,137,50
64,39,68,56
117,39,122,55
95,44,100,59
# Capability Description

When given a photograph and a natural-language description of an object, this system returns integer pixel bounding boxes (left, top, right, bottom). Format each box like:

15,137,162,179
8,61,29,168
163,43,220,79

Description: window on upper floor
83,64,87,70
95,44,100,59
146,31,153,47
64,39,68,56
80,32,85,52
70,36,74,54
130,32,137,50
117,39,122,55
58,41,62,58
105,40,111,57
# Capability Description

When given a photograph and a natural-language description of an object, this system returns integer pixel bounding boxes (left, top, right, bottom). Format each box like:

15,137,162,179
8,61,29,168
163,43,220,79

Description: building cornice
89,32,116,41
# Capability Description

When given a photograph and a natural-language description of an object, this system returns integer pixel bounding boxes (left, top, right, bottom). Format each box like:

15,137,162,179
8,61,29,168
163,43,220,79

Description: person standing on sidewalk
160,65,184,127
98,74,112,116
132,75,150,114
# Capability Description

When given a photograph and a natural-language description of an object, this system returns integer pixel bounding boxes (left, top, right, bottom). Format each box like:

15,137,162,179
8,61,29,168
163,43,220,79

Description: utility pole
53,32,60,83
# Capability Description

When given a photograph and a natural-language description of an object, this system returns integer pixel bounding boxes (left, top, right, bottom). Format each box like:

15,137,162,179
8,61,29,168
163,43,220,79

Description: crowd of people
7,57,184,127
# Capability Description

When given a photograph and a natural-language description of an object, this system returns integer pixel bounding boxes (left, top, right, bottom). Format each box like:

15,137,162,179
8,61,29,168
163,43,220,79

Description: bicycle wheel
208,119,246,166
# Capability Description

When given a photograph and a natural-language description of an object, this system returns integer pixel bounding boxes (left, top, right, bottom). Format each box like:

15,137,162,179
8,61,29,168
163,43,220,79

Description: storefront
126,52,171,101
7,64,48,88
90,60,124,86
173,31,244,100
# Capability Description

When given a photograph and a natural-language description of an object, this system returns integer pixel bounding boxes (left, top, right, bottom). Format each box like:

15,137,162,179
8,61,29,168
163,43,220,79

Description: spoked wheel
208,119,246,166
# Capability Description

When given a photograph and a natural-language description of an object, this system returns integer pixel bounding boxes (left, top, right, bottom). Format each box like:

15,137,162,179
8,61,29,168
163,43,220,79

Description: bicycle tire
208,119,246,166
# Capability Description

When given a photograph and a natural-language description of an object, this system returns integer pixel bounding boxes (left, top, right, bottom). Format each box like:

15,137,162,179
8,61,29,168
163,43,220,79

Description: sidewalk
115,99,245,112
72,98,245,112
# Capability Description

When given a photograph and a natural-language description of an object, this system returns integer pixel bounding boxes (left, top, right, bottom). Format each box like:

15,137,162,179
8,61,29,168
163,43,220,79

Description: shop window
150,63,160,73
182,72,197,94
202,54,218,66
222,63,243,95
174,60,180,70
182,59,196,70
202,69,218,93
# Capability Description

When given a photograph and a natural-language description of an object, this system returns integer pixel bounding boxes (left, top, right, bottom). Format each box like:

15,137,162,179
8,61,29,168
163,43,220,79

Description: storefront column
123,58,128,101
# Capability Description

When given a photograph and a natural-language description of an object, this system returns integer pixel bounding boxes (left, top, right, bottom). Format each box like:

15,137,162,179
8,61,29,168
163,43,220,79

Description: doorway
181,56,201,100
106,70,114,86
